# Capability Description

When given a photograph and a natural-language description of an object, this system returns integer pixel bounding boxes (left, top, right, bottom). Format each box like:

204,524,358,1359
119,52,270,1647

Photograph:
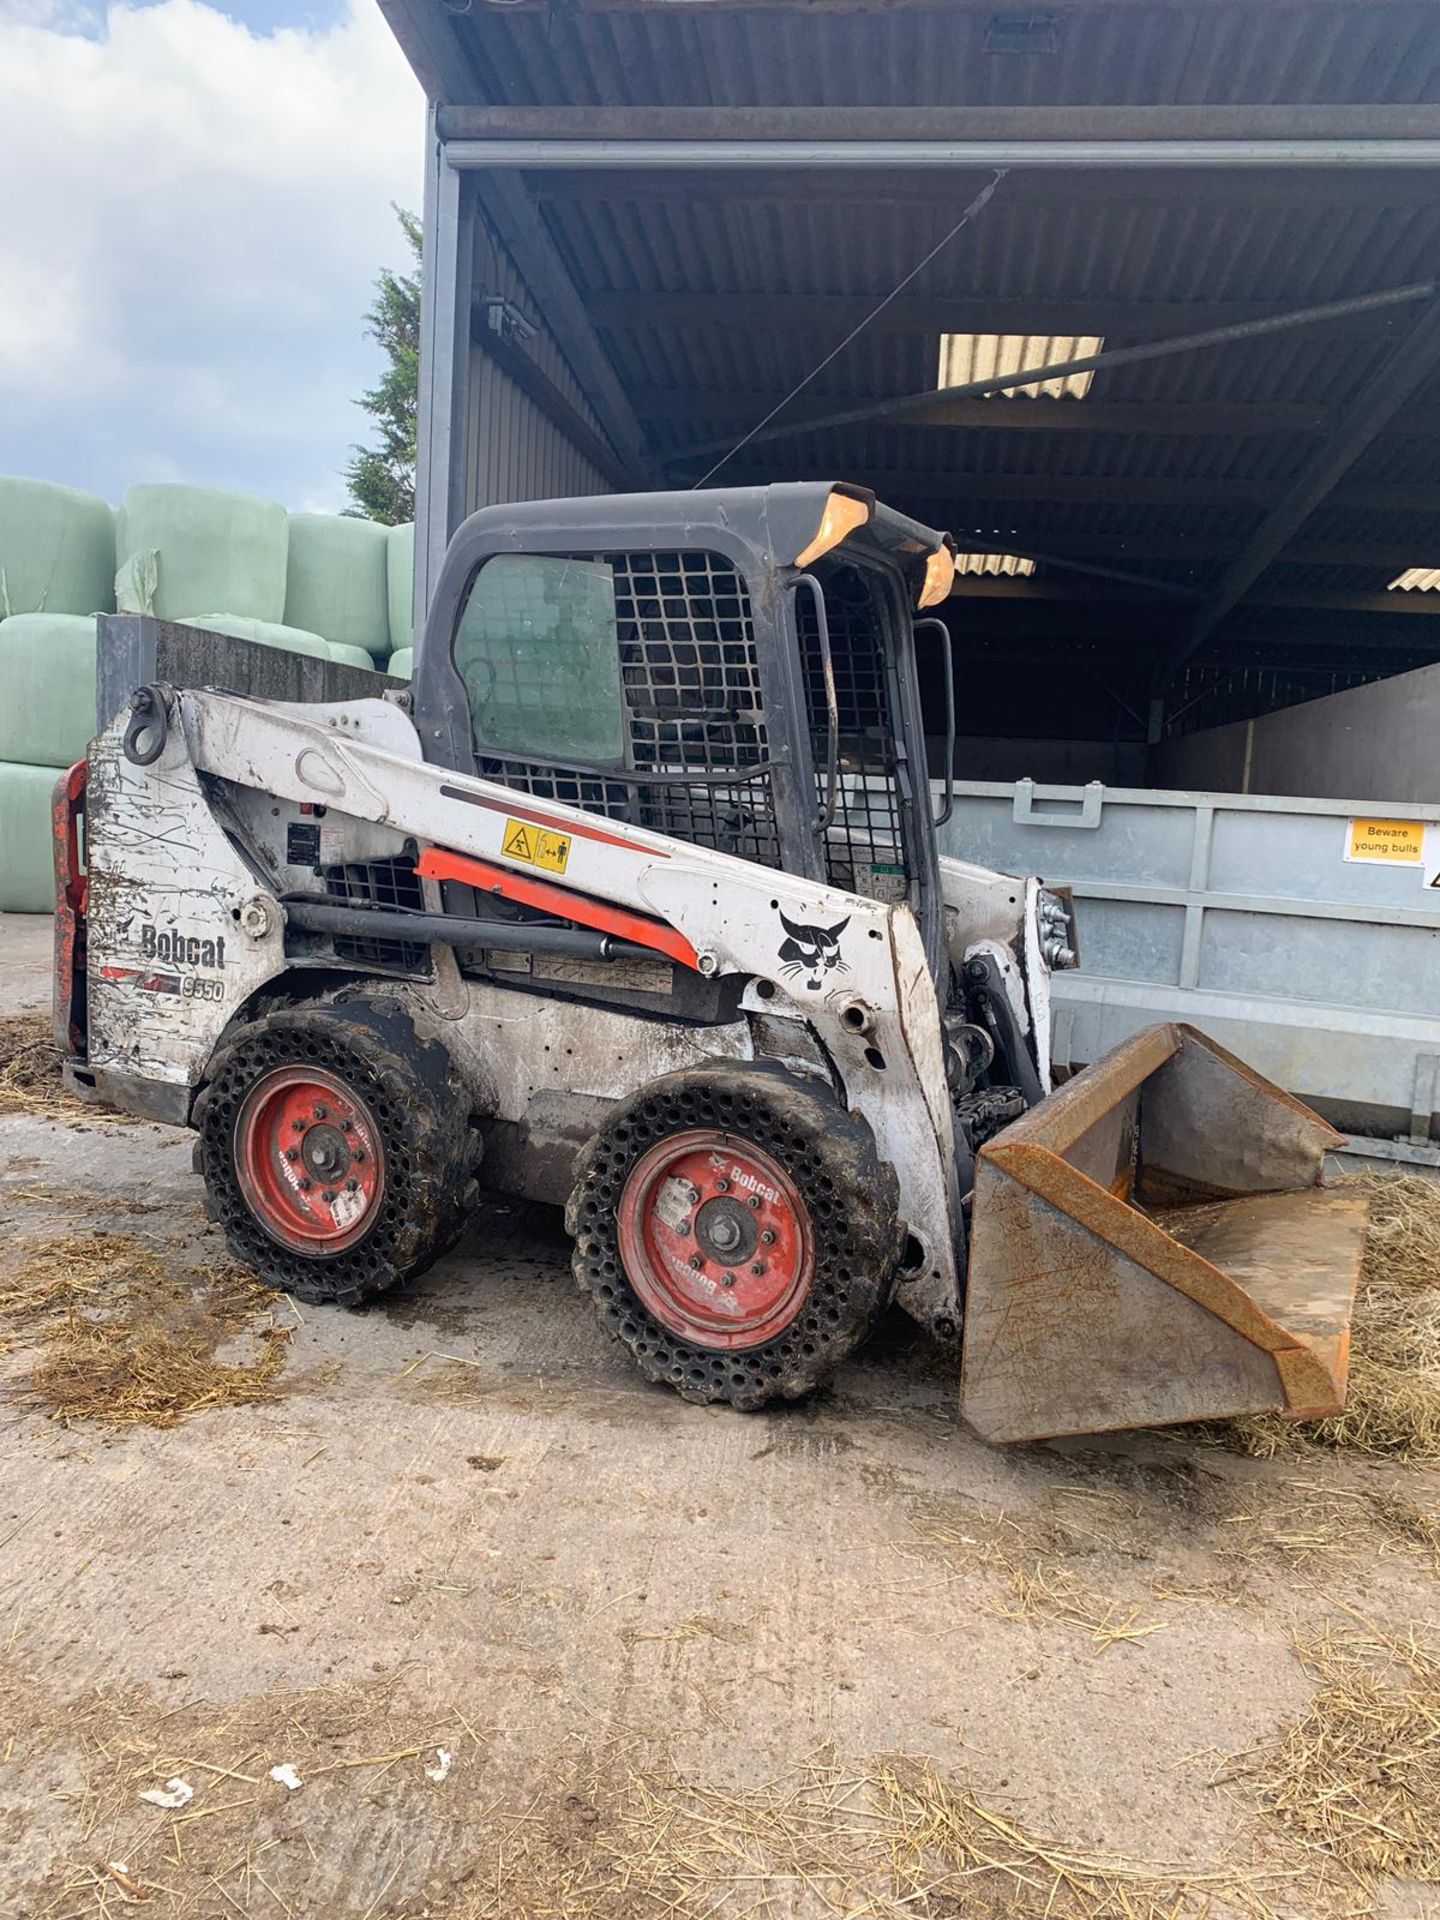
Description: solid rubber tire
193,995,475,1305
566,1064,901,1409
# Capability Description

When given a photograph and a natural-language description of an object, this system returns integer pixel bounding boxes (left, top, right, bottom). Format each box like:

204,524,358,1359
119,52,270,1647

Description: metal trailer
937,777,1440,1170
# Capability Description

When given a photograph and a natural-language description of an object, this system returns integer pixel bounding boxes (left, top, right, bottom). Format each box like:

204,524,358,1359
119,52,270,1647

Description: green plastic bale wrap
326,640,380,670
0,760,64,913
0,476,114,618
387,522,414,652
117,484,288,622
182,614,332,659
285,514,391,657
387,647,413,680
0,614,98,767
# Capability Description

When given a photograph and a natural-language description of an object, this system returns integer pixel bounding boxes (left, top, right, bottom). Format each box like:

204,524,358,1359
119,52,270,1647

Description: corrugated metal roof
389,0,1440,713
458,3,1440,113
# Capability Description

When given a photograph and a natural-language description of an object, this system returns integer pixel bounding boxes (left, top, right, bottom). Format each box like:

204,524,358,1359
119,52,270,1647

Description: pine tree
344,206,422,524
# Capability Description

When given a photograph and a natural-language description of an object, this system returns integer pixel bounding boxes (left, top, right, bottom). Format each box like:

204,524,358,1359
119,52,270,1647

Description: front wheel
566,1066,900,1409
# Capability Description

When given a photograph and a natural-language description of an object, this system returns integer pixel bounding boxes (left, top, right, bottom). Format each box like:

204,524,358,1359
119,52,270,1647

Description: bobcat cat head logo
777,912,850,991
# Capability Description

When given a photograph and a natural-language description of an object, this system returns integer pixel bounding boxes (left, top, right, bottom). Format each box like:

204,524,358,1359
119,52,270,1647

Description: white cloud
0,0,422,510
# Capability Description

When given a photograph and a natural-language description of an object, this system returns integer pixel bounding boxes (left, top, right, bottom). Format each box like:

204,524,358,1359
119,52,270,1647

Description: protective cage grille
797,567,911,902
321,859,429,969
479,549,782,869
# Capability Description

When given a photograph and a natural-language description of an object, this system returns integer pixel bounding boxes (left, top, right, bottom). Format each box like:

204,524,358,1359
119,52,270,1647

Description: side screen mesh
797,564,911,903
469,549,781,869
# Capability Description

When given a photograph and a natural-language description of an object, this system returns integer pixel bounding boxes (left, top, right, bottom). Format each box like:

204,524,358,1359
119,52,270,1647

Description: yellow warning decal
502,818,571,874
1345,817,1424,865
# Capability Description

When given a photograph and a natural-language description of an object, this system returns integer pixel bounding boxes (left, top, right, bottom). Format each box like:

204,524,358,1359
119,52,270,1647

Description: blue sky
0,0,423,512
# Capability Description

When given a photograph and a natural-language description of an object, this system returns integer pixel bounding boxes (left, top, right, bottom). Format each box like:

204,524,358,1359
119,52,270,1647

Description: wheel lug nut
715,1178,730,1192
340,1118,354,1131
285,1148,299,1162
299,1179,313,1191
761,1229,776,1245
291,1119,305,1133
346,1179,359,1193
720,1271,736,1287
689,1254,704,1270
321,1189,336,1203
313,1104,328,1120
747,1195,762,1209
353,1150,366,1163
750,1263,765,1276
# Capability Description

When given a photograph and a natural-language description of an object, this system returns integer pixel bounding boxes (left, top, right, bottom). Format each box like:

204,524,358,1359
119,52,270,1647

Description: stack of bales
0,478,116,911
1,472,420,913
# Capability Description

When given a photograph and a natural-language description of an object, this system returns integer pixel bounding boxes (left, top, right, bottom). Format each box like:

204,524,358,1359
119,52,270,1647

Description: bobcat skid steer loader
54,484,1367,1442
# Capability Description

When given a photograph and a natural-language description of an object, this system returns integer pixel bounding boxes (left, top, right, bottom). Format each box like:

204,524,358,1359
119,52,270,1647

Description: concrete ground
1,912,1436,1918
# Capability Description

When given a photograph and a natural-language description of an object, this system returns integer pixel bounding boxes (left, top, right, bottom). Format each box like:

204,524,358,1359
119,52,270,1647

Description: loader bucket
961,1023,1368,1444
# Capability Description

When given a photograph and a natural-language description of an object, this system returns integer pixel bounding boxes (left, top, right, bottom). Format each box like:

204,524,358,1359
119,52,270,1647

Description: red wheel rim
617,1129,814,1349
234,1066,385,1256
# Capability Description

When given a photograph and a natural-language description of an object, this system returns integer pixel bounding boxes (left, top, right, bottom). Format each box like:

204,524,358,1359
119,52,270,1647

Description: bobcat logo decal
777,912,850,991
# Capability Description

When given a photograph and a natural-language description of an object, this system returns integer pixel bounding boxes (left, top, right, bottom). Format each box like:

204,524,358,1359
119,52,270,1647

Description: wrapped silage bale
0,760,65,913
0,614,98,767
181,614,332,659
116,484,288,623
326,640,380,670
0,476,114,618
387,647,413,680
387,522,414,652
285,514,391,658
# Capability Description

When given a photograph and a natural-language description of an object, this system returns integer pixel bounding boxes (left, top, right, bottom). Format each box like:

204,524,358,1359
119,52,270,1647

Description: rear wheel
194,996,476,1305
567,1066,900,1408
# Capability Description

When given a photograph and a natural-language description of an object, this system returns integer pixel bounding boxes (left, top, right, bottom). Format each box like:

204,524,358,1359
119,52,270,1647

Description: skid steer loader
53,483,1367,1441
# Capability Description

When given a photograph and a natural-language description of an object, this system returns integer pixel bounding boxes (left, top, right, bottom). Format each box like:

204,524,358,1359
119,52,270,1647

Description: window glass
454,554,626,765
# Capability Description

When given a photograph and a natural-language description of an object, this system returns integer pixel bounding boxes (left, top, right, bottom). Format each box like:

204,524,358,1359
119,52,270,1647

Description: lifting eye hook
123,686,170,768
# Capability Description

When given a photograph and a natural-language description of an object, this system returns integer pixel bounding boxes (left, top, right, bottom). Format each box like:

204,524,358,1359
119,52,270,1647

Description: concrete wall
1153,661,1440,803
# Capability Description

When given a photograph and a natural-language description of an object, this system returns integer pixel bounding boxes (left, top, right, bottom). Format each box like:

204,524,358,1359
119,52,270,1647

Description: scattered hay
903,1489,1171,1650
11,1654,1292,1920
6,1660,478,1919
0,1012,78,1117
451,1749,1285,1920
0,1230,291,1426
1219,1174,1440,1461
0,1010,141,1122
1230,1618,1440,1886
1219,1477,1440,1575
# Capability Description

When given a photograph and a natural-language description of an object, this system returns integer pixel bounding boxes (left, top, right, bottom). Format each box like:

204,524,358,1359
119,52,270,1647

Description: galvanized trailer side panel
937,779,1440,1164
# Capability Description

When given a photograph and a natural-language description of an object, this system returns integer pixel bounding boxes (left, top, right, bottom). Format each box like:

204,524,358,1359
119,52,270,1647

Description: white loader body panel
79,686,1060,1323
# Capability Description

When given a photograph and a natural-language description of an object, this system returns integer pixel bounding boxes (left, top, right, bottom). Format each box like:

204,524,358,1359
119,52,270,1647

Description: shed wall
467,214,612,512
1154,658,1440,803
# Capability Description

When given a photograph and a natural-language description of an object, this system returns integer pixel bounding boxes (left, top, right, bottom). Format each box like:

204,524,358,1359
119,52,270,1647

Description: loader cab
411,484,954,973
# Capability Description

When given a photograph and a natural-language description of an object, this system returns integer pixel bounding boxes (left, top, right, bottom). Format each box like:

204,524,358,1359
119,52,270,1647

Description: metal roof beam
950,578,1440,616
438,105,1440,144
1156,297,1440,687
642,392,1330,436
444,136,1440,173
721,471,1440,513
597,291,1412,341
535,168,1440,211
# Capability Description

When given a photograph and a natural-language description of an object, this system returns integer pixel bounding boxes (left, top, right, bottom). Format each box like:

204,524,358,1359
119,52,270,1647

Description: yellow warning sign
502,818,571,874
1345,817,1425,866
